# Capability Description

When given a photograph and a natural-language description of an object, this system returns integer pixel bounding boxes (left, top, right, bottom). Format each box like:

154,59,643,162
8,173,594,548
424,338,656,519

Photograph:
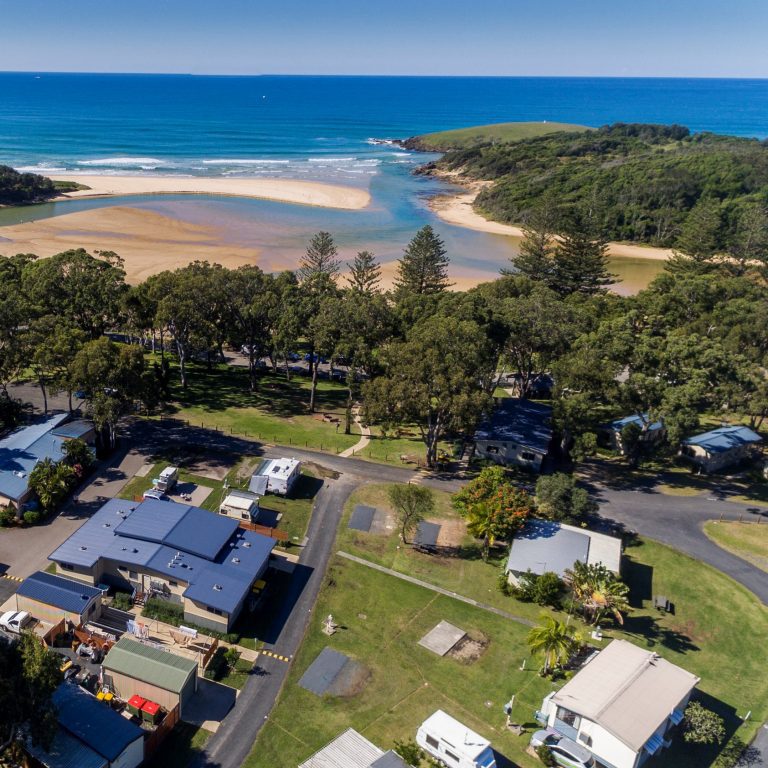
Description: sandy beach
429,185,674,262
50,175,371,210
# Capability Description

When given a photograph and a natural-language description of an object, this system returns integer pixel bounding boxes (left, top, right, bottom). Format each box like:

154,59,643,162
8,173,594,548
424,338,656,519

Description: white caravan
251,458,301,496
155,466,179,493
416,710,497,768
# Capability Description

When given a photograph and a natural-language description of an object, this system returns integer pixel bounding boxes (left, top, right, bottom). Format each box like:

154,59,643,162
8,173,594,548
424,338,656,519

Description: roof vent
243,542,252,548
81,594,89,601
213,584,223,592
168,563,175,568
103,522,111,528
231,557,240,564
132,548,139,554
121,547,127,551
79,546,87,551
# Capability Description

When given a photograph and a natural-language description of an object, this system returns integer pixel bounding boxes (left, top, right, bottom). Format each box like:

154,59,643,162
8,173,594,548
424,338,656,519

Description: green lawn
411,121,590,150
118,461,222,511
144,722,210,768
206,648,255,690
704,521,768,572
158,359,361,454
319,483,768,767
244,556,554,768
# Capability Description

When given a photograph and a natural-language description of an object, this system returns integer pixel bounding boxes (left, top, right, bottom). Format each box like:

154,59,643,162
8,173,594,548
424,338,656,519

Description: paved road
592,481,768,604
191,473,359,768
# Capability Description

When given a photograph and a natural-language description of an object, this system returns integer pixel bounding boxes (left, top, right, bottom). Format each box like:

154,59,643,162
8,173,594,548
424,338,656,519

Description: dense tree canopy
0,165,57,205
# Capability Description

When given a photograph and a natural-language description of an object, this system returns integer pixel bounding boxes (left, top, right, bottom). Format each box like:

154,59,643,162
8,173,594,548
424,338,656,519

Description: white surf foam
202,159,291,166
76,157,166,167
15,165,68,173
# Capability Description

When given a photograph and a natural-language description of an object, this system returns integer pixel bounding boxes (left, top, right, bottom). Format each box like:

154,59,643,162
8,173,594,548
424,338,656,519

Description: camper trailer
155,466,179,493
219,490,260,522
251,458,301,496
416,710,496,768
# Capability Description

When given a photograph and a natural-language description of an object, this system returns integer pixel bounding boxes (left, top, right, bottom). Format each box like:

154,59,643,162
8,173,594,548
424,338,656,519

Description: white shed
251,458,301,496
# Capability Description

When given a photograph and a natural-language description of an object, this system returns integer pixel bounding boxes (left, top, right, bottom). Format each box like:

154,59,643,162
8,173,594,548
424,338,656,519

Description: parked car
0,610,32,634
143,488,169,501
530,730,596,768
63,663,81,681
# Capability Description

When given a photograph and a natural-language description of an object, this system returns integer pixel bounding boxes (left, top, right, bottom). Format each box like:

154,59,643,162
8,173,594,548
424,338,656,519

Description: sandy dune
430,187,674,262
50,174,371,210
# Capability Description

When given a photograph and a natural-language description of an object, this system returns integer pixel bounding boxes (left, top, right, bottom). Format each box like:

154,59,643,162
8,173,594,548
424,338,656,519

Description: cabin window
206,606,223,616
426,735,439,750
169,580,178,587
486,445,500,455
60,563,74,571
556,707,581,730
129,571,138,580
521,451,537,461
444,750,459,764
241,511,249,520
579,733,593,747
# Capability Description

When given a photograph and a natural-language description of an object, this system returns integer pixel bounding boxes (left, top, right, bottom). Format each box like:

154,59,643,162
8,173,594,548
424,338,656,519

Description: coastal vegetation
401,120,589,151
0,165,57,205
423,122,768,249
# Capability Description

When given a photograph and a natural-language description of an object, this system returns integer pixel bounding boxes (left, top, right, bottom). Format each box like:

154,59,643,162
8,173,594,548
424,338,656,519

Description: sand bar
430,186,674,262
50,174,371,210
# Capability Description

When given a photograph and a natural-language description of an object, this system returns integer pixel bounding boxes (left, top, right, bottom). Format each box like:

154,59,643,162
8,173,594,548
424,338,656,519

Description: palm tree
565,561,630,625
527,614,580,675
464,501,497,561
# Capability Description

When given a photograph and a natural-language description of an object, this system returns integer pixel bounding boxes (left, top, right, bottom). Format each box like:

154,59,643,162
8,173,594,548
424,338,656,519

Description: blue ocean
2,74,768,290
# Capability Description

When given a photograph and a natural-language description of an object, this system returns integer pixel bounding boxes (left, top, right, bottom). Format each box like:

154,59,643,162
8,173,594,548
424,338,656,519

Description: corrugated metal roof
248,474,269,495
0,413,69,501
26,726,107,768
182,568,253,614
104,637,197,693
114,498,189,543
49,498,140,568
683,425,762,454
507,519,589,578
50,420,94,440
17,571,101,614
371,752,409,768
551,640,700,752
164,506,239,560
474,398,553,454
299,728,384,768
53,683,143,762
608,413,664,433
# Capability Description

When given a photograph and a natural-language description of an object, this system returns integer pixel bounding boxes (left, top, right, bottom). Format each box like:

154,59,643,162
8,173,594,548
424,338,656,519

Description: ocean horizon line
2,70,768,81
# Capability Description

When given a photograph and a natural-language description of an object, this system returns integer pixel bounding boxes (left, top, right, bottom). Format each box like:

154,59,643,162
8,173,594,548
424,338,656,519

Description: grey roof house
506,519,622,586
681,425,762,473
299,729,408,768
474,398,553,472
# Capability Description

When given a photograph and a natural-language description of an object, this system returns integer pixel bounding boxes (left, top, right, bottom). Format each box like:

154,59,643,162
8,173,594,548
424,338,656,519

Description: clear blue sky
3,0,767,77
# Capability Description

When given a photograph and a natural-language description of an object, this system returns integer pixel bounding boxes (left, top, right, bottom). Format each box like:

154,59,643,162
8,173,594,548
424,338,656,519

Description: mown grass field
704,520,768,573
411,120,590,150
249,481,768,768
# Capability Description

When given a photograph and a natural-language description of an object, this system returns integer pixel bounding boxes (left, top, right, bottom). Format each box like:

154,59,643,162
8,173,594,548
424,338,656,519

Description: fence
144,703,180,759
238,519,289,541
201,637,219,670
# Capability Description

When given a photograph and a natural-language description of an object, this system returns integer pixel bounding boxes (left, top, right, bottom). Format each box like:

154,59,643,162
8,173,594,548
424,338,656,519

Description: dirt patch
435,517,467,548
303,461,340,480
326,659,371,698
447,631,489,665
667,618,711,645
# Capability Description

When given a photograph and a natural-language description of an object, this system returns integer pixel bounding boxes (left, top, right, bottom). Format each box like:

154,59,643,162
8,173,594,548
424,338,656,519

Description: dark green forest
0,165,59,205
429,123,768,247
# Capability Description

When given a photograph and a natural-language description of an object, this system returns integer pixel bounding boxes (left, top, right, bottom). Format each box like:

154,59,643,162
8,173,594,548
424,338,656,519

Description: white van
416,710,496,768
0,610,32,634
155,466,179,493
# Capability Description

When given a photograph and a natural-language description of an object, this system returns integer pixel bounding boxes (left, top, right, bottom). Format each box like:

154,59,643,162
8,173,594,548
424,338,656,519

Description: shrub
535,744,557,767
535,571,564,608
111,592,133,611
683,701,726,745
141,598,239,642
0,506,17,527
23,510,42,526
204,647,241,681
393,739,424,767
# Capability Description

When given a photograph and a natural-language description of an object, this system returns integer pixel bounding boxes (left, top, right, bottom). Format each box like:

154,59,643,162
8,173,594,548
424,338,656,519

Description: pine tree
346,250,381,293
666,197,723,274
298,231,340,283
509,204,559,281
550,213,614,296
394,225,451,296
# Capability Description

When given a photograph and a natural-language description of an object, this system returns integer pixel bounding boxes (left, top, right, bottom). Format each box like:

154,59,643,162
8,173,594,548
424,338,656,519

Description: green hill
426,122,768,248
401,121,590,151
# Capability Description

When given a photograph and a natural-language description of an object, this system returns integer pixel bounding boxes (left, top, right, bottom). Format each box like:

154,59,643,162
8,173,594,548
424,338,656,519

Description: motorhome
251,458,301,496
155,466,179,493
416,710,496,768
219,490,260,522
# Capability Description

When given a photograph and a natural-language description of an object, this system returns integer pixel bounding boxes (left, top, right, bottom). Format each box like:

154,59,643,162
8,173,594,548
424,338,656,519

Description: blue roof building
681,425,763,473
49,497,275,632
0,413,94,509
600,413,666,455
474,398,553,472
39,683,145,768
15,571,102,625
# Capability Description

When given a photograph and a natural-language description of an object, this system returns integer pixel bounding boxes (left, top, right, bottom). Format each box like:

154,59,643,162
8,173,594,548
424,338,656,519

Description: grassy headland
401,120,590,151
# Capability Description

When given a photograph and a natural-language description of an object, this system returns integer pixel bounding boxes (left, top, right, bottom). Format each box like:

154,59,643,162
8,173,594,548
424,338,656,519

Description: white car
0,610,32,634
530,730,596,768
143,488,169,501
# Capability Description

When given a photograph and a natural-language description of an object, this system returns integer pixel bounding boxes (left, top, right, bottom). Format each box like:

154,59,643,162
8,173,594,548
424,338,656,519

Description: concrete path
339,405,371,458
337,550,534,626
747,721,768,766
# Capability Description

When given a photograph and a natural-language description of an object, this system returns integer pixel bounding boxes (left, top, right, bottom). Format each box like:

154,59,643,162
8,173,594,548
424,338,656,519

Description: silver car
530,729,596,768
